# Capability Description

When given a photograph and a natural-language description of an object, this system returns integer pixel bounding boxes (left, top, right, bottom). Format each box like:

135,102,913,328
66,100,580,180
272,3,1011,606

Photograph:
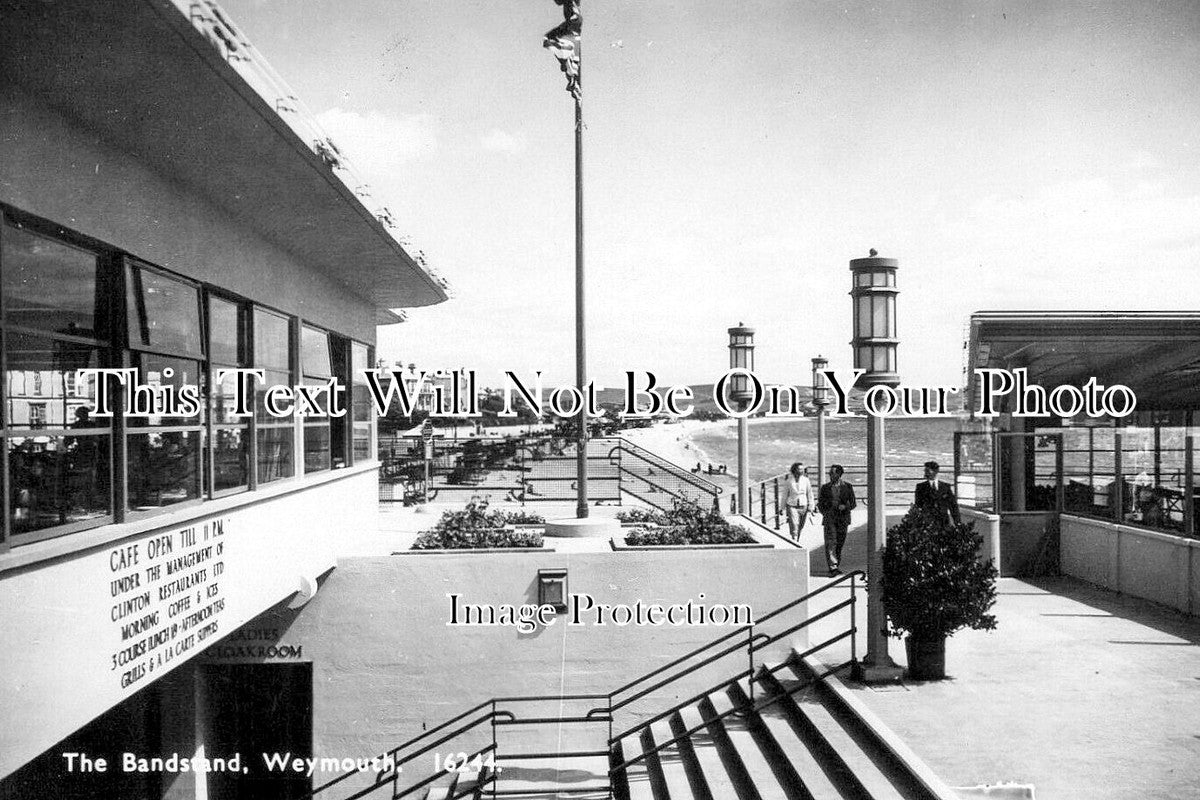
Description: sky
221,0,1200,393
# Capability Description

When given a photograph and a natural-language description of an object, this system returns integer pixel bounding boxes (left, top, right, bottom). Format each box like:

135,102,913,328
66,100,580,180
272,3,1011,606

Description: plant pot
904,636,946,680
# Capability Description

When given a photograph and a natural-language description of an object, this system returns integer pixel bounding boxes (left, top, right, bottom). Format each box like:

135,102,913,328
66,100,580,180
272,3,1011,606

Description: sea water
689,416,960,482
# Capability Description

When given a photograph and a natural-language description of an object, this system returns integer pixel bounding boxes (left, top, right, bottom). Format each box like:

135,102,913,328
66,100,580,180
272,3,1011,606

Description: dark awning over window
965,312,1200,413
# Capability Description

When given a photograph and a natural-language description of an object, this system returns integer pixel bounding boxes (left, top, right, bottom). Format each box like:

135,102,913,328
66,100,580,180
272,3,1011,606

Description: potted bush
881,507,998,680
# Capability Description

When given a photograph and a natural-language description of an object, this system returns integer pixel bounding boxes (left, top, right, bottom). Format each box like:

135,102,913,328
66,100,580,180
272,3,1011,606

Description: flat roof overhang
0,0,447,318
965,311,1200,412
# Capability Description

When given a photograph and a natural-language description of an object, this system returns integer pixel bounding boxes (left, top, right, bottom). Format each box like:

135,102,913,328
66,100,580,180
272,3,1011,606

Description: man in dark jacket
817,464,856,576
914,460,961,528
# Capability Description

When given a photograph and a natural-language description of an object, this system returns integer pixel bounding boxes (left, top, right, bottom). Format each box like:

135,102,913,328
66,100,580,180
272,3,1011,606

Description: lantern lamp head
727,323,756,402
811,355,830,407
848,252,899,388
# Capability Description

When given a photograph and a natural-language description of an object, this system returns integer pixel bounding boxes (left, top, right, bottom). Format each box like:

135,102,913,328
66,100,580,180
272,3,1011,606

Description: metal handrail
309,573,862,800
609,653,856,776
609,437,725,496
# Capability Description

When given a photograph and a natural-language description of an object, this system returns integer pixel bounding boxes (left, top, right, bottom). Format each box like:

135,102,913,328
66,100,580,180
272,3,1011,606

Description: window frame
121,258,206,521
205,289,254,500
1,209,119,547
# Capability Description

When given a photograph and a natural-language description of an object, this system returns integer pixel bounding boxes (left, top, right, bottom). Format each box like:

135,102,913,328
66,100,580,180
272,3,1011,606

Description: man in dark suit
914,460,961,528
817,464,857,576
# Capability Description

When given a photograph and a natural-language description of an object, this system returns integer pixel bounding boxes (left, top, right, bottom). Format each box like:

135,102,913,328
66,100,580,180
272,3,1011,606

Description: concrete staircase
420,654,953,800
607,656,952,800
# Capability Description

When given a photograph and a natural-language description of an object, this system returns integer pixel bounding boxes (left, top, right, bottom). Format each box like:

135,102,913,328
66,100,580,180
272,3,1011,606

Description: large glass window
125,263,204,513
208,295,249,495
351,342,373,462
301,325,332,473
2,217,113,540
255,308,294,484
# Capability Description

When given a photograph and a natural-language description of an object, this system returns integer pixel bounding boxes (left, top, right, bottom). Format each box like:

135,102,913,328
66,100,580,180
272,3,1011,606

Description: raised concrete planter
544,517,623,538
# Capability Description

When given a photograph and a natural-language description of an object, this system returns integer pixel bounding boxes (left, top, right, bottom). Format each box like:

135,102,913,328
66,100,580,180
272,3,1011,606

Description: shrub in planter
411,528,543,550
623,525,755,546
502,510,546,525
615,508,669,525
621,499,755,545
412,498,545,549
881,507,998,680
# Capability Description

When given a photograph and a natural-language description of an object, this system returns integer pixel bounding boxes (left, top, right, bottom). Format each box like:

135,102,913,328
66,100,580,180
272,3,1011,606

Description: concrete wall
234,547,811,782
0,469,377,779
0,84,377,342
998,513,1056,576
962,507,1002,569
1061,514,1199,615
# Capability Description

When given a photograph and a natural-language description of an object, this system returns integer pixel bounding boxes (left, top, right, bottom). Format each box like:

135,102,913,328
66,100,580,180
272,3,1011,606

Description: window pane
856,296,871,338
5,333,104,429
303,419,331,473
254,309,290,371
872,346,889,373
128,267,203,356
211,368,249,425
9,434,110,534
872,296,888,338
257,426,295,483
352,342,371,460
255,369,294,424
209,297,240,365
127,431,202,510
2,221,102,339
302,326,331,378
130,355,204,427
211,426,248,493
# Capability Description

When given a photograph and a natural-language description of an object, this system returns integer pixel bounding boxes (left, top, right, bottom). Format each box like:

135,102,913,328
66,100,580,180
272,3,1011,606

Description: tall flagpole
574,66,588,519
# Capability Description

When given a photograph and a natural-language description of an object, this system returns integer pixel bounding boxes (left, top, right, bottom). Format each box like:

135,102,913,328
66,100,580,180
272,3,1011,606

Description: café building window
1,215,113,543
208,294,250,496
301,325,333,473
350,341,374,462
255,307,295,484
124,262,204,513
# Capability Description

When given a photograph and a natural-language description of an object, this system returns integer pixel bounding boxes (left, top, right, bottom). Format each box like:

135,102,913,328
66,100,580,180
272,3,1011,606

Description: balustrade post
760,485,766,525
773,477,780,529
747,624,755,702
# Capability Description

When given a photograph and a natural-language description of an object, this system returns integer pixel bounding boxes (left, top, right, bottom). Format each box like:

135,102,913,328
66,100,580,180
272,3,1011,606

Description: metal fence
738,463,932,531
377,432,722,511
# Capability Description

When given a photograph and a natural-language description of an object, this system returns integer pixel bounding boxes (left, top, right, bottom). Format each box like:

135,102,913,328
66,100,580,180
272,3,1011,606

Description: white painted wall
1061,514,1198,615
0,470,377,778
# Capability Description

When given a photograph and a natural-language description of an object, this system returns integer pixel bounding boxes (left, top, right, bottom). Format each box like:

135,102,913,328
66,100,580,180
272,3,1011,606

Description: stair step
420,770,459,800
449,767,491,800
615,731,658,800
639,725,673,800
735,676,848,800
701,691,788,800
490,754,610,798
773,668,908,800
649,718,698,800
673,706,735,800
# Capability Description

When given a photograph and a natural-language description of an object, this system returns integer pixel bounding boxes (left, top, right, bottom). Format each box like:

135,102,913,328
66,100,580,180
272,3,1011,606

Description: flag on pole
544,0,581,101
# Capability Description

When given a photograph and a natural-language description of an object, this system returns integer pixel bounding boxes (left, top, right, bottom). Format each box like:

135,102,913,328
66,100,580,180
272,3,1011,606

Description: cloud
479,128,527,155
314,107,436,179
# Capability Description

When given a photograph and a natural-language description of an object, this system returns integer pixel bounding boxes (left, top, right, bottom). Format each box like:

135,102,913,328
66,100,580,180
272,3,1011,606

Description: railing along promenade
736,464,932,530
378,432,723,511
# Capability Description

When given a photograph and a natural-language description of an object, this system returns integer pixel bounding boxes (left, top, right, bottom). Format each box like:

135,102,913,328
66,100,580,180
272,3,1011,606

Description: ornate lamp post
811,355,830,485
849,249,903,682
728,323,756,514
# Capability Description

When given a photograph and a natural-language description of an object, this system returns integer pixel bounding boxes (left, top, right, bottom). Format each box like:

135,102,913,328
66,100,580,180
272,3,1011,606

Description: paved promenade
809,575,1200,800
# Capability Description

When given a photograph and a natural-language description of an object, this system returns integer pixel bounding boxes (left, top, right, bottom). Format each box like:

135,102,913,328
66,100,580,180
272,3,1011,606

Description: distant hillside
597,380,964,417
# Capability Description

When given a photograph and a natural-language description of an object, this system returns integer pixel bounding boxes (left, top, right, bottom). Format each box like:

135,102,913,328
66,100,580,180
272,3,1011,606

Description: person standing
782,462,813,541
817,464,856,576
913,460,961,528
